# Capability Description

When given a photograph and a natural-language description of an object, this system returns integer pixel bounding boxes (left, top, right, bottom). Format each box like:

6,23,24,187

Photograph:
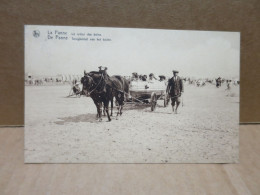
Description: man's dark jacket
167,76,184,97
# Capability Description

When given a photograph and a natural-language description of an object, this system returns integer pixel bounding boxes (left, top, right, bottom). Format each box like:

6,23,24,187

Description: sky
25,25,240,79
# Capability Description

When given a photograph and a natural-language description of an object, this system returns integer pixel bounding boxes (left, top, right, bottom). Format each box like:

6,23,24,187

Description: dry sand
25,83,239,163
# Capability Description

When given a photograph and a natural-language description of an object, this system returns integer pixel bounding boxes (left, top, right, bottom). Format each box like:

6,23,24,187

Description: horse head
81,71,104,94
81,72,94,92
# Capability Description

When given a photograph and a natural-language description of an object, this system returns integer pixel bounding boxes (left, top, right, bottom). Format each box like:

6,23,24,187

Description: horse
110,75,129,117
81,71,129,122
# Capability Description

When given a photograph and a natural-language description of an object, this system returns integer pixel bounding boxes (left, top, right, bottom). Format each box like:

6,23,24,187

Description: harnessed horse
81,71,129,121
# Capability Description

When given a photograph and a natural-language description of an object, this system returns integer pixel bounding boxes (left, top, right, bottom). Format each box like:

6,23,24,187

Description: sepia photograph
24,25,240,163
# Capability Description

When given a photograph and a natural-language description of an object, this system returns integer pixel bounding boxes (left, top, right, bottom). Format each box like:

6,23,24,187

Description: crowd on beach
130,72,239,89
24,74,80,86
25,71,239,91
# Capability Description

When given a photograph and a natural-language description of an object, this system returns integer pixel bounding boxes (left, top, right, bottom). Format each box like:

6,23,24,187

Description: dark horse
81,71,129,122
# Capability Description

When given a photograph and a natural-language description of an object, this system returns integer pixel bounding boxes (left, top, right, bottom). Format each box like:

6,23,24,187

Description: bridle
83,73,104,95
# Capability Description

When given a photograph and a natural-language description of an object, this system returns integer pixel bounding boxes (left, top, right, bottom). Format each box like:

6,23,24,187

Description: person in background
148,73,157,82
142,75,147,81
226,80,231,90
131,72,139,81
216,77,221,88
159,75,166,82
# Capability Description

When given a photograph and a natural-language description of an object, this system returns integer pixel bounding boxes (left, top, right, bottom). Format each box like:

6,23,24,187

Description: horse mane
89,71,102,74
113,75,122,81
88,71,110,77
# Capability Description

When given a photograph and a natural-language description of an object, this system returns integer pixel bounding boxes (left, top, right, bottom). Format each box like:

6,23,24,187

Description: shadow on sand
54,114,98,125
123,104,150,111
54,104,169,125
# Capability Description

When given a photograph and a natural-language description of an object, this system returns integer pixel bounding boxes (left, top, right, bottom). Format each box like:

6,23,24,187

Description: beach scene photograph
24,25,240,163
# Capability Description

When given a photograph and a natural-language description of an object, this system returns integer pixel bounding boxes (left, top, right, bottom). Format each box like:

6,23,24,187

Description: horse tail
123,77,129,94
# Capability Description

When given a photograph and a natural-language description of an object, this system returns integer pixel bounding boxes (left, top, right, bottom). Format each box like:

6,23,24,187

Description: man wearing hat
131,72,139,81
98,66,109,81
147,73,154,81
167,70,184,113
158,75,166,82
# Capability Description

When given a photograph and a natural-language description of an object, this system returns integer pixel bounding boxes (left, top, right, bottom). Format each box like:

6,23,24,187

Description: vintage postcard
25,25,240,163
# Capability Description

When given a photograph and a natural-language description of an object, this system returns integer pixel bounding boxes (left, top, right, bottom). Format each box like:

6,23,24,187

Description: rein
84,74,127,97
86,73,104,95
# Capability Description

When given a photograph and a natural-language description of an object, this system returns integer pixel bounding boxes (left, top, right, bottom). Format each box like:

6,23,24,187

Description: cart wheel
151,92,157,111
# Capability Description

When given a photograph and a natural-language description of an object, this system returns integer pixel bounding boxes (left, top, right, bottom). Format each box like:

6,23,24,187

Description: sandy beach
25,83,239,163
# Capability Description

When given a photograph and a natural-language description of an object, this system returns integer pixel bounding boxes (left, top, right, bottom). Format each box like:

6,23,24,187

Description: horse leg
116,106,119,120
110,96,113,116
104,100,111,122
114,93,118,120
119,94,123,116
116,92,124,117
96,102,102,121
120,104,123,116
116,102,123,117
116,98,120,120
103,103,106,116
93,101,99,119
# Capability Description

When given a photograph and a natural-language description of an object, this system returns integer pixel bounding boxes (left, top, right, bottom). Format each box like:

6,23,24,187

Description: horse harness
84,73,126,100
84,73,105,95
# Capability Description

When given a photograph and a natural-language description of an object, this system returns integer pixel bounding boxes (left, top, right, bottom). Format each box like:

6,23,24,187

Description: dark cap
172,70,179,73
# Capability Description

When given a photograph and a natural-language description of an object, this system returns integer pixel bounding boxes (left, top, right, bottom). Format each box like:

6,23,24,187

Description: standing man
167,70,184,114
98,66,109,81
